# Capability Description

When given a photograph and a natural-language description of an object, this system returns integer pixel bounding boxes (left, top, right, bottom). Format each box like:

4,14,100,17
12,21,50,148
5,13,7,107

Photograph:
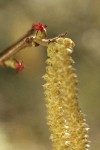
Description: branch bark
0,27,67,67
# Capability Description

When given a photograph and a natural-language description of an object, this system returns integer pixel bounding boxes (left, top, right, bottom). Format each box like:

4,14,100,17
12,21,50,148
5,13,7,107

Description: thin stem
0,31,67,66
0,30,34,62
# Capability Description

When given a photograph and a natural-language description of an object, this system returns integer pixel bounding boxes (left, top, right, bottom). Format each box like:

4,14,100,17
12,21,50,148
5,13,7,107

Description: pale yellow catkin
43,38,89,150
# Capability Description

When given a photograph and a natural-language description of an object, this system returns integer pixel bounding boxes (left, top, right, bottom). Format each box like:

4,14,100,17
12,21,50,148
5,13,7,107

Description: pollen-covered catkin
43,38,89,150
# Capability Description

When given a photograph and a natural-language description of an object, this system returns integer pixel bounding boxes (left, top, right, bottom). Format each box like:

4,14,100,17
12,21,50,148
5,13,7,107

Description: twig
0,30,34,63
0,24,67,67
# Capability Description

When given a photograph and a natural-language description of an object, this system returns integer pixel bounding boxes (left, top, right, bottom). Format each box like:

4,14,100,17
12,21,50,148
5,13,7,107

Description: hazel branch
0,23,67,71
0,30,35,63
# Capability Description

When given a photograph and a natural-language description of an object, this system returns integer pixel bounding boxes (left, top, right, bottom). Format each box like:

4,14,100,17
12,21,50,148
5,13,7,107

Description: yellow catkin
43,38,89,150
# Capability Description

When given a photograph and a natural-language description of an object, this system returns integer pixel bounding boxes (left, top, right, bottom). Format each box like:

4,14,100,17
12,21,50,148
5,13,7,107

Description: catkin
43,38,89,150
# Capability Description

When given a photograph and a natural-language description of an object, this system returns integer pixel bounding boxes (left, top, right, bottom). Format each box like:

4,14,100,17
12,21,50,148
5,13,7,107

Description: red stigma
16,60,25,72
32,22,47,32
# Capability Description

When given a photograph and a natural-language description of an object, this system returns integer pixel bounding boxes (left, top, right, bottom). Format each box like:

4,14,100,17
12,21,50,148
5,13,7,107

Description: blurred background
0,0,100,149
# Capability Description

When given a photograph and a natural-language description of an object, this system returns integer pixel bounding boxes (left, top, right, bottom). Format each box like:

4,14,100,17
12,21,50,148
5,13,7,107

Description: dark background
0,0,100,150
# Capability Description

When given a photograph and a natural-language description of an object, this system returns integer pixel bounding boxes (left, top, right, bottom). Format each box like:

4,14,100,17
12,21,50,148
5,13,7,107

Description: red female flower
16,60,25,72
32,22,47,32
